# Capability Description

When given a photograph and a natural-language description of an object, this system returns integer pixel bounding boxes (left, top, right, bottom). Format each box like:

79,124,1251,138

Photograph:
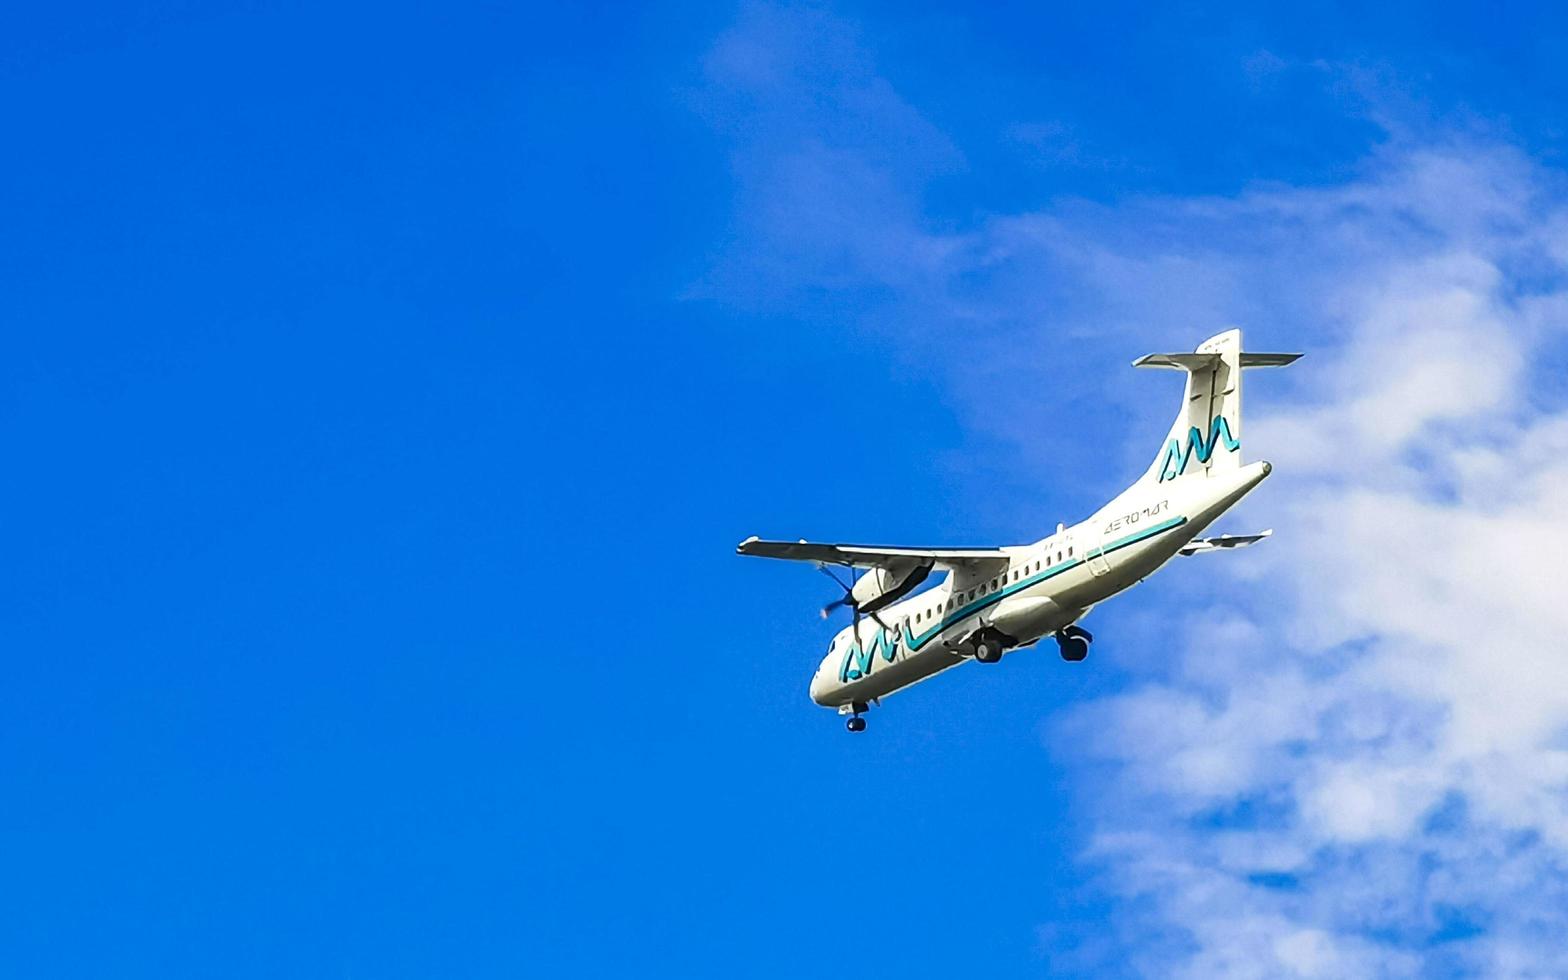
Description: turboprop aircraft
737,329,1299,731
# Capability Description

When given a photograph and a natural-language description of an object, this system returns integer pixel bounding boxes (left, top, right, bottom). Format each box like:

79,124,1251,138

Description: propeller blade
820,595,851,619
816,563,852,591
817,563,858,621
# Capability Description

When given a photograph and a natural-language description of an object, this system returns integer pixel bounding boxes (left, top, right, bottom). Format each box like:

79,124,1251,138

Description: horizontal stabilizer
1177,529,1272,556
1132,352,1220,371
1239,352,1302,367
1133,352,1301,370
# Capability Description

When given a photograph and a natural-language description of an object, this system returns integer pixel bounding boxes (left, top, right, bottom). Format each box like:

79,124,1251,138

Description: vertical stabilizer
1133,330,1299,485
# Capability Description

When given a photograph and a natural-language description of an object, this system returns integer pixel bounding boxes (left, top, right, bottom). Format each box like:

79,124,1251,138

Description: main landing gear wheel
1056,624,1092,662
974,637,1003,664
846,716,866,733
972,629,1009,664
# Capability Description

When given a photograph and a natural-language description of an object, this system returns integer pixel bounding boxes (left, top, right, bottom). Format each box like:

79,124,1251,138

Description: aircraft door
1086,535,1111,576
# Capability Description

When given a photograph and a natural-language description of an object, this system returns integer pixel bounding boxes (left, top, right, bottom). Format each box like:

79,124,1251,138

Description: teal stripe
1101,515,1190,554
902,515,1188,651
837,514,1191,682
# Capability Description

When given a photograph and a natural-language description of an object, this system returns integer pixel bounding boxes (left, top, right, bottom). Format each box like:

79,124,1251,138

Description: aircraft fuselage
807,460,1272,709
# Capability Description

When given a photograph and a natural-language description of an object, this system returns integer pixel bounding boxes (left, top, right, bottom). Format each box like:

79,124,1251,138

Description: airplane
737,329,1300,731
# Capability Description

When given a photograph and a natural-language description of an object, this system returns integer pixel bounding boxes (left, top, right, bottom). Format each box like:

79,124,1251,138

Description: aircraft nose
808,669,831,706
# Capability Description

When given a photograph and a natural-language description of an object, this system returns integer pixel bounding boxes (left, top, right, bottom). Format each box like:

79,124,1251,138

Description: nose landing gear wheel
841,701,870,732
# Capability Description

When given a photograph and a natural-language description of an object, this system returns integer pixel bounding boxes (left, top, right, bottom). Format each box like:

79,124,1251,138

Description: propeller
816,563,892,639
817,564,854,619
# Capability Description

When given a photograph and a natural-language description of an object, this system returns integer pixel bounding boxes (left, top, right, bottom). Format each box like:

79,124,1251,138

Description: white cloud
1040,148,1568,974
690,3,968,309
696,7,1568,974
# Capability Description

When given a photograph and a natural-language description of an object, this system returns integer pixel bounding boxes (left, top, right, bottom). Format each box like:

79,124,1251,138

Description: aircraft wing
736,536,1011,572
1178,529,1272,556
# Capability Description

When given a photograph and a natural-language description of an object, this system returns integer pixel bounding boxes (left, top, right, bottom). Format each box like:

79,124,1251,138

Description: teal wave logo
839,626,903,682
1159,416,1240,482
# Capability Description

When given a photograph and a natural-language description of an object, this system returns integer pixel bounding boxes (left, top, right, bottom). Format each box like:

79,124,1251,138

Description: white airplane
738,329,1300,731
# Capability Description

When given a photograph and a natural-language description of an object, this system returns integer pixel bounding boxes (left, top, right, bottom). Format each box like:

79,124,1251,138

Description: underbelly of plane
812,517,1201,709
828,643,968,704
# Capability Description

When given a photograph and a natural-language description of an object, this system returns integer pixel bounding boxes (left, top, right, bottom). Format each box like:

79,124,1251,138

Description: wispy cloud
1038,143,1568,976
689,3,966,309
696,5,1568,974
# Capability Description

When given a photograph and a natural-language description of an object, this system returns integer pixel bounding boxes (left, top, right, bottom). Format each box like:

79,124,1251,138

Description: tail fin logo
1159,416,1240,482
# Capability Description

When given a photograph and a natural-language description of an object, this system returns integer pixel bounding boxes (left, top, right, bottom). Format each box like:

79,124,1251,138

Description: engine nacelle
851,559,933,613
988,596,1081,641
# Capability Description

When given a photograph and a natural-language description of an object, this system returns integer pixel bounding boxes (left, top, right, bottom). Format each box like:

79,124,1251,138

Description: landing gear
972,629,1009,664
975,637,1002,663
840,701,870,732
1056,624,1092,662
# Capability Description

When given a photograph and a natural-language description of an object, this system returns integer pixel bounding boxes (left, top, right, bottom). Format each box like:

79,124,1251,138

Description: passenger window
1068,547,1074,557
1013,570,1019,581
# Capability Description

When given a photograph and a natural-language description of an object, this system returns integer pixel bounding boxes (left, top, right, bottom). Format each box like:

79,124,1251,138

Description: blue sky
7,3,1568,977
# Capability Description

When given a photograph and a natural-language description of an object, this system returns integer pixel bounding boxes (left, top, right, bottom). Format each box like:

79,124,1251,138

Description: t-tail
1132,328,1300,486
